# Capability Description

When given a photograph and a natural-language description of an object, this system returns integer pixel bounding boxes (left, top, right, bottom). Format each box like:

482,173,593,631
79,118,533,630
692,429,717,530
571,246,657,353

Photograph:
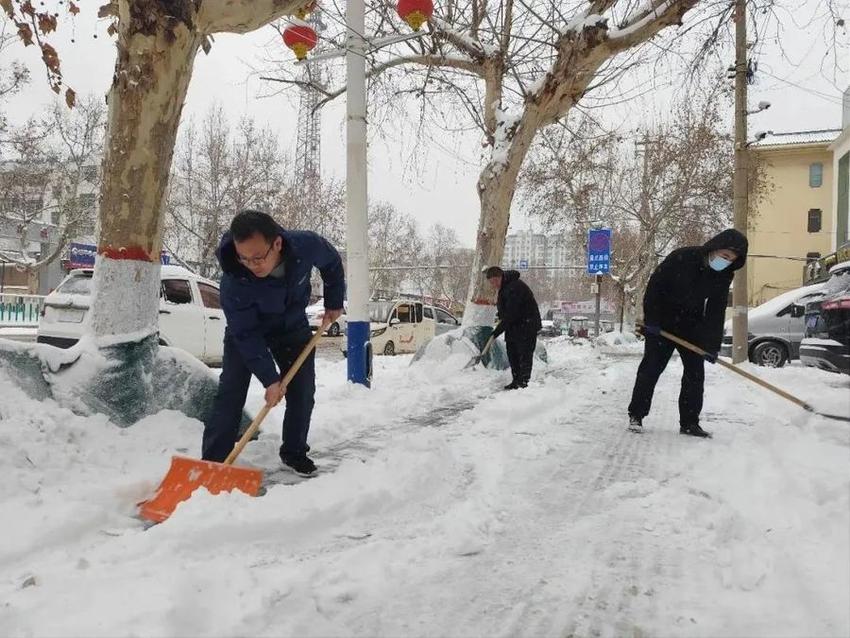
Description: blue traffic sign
518,259,528,270
587,228,612,275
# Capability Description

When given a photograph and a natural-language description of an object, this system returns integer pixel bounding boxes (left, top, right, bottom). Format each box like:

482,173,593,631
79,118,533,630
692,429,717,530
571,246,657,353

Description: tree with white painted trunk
1,0,313,424
270,0,713,330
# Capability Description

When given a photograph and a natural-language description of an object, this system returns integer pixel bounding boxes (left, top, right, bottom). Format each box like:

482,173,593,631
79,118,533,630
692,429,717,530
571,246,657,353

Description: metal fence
0,293,45,326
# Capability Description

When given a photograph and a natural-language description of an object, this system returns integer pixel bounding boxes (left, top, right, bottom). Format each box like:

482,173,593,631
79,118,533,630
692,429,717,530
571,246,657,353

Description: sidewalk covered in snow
1,337,848,637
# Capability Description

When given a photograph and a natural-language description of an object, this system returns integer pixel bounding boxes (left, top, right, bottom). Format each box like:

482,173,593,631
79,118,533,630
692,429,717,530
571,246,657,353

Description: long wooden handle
658,328,812,411
224,327,325,465
481,335,496,357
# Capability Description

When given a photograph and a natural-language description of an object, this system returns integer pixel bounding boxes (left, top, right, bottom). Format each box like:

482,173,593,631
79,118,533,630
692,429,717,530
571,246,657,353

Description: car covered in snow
37,265,226,365
307,298,348,336
720,282,826,367
800,261,850,374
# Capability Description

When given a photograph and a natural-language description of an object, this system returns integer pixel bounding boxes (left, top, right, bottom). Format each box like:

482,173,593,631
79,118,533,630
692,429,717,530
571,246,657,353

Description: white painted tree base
89,257,161,343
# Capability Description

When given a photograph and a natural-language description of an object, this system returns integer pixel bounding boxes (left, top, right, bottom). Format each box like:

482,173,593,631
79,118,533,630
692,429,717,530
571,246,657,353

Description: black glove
635,322,660,337
702,351,718,364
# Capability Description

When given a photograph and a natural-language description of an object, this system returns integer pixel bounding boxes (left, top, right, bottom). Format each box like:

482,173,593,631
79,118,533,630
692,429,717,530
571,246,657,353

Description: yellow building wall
748,146,834,306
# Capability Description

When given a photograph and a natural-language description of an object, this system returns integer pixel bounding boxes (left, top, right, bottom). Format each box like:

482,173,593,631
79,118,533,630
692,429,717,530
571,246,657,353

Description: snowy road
1,337,848,637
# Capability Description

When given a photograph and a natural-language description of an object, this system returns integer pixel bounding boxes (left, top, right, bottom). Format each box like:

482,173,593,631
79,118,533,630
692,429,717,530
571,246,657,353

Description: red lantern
283,23,318,61
397,0,433,31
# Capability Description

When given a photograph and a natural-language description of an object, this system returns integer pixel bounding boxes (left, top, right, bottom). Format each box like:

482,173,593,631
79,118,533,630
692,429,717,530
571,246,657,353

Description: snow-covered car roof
748,282,825,321
828,260,850,275
66,264,217,286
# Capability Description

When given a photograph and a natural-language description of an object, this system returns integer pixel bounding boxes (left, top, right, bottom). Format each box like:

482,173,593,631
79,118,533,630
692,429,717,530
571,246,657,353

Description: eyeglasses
237,243,275,266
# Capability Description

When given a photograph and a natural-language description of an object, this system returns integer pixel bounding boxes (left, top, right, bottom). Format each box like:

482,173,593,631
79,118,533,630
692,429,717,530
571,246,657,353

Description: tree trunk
90,5,202,340
462,116,538,327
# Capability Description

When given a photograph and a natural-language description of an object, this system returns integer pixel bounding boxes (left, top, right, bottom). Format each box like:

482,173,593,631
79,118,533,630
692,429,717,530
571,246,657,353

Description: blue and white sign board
518,259,529,270
587,228,612,275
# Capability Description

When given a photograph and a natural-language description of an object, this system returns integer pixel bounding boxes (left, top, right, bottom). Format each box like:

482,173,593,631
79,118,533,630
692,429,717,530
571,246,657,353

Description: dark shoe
504,381,519,390
282,455,317,477
680,423,712,438
628,415,643,433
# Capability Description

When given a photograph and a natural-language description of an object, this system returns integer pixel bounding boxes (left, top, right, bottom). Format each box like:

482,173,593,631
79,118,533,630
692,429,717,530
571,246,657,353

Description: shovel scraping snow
138,328,325,523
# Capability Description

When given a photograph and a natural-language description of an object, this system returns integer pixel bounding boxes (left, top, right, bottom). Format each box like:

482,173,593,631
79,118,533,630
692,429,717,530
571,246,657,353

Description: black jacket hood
503,270,521,284
702,229,748,271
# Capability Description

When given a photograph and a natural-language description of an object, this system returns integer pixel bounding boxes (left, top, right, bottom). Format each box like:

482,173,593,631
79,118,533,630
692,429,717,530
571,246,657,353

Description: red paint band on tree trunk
98,245,155,262
470,298,495,306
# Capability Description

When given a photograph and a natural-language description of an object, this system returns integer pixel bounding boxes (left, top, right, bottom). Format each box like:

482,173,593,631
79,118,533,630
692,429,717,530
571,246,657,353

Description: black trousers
202,329,316,463
505,327,538,385
628,334,705,426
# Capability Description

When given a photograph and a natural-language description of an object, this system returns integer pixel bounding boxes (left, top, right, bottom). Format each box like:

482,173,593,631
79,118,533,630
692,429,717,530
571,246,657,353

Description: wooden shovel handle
658,328,811,411
224,327,325,465
481,321,500,356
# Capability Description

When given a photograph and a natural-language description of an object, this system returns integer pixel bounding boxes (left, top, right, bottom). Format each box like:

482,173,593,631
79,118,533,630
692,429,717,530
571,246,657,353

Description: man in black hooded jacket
485,266,542,389
628,229,748,437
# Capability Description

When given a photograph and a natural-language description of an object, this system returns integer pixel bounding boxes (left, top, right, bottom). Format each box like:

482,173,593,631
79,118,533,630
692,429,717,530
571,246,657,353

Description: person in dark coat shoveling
628,229,748,437
485,266,542,390
202,210,345,476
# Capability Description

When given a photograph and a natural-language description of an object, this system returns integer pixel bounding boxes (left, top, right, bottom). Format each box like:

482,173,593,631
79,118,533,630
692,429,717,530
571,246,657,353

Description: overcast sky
4,1,848,247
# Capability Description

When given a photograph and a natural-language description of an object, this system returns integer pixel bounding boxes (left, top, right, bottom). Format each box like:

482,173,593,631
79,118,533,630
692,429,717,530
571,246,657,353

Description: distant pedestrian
485,266,542,389
628,229,748,437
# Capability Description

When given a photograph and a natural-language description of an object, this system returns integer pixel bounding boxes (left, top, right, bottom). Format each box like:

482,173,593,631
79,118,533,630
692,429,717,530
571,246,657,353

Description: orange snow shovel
138,327,325,523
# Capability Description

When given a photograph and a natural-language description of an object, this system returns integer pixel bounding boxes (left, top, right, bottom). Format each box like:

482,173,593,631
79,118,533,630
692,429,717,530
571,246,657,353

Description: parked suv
37,265,226,365
720,282,825,367
800,261,850,374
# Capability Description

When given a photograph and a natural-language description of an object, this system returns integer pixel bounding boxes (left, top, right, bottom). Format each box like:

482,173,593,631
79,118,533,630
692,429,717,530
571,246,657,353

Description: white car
37,265,226,365
306,298,348,336
341,299,459,356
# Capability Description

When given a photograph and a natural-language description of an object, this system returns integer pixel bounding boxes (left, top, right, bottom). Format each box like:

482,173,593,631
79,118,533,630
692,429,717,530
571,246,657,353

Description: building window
807,209,822,233
809,163,823,188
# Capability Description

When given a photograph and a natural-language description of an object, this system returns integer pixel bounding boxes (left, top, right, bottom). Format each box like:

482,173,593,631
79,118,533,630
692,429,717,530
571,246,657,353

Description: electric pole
345,0,371,386
732,0,749,364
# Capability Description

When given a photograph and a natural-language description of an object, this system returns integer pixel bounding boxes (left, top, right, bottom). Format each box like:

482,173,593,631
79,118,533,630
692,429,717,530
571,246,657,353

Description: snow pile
595,329,644,355
0,336,244,429
0,340,847,637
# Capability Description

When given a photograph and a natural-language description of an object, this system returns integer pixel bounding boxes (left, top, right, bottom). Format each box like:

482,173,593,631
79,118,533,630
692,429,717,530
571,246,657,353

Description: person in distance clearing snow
485,266,543,390
627,229,748,438
201,210,345,477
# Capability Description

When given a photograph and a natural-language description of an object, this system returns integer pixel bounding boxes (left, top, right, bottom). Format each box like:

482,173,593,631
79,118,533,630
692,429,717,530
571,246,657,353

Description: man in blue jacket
202,210,345,476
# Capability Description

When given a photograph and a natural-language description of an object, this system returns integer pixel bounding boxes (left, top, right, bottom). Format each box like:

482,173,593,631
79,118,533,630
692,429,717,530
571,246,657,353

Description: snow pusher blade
138,456,264,523
138,328,325,523
464,324,498,370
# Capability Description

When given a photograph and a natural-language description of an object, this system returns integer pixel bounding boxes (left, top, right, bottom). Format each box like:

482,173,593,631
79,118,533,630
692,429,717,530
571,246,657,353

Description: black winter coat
493,270,542,338
643,229,748,353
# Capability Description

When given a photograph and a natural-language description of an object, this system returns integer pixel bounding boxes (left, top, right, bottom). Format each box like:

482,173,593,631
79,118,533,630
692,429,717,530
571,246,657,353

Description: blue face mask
709,255,733,271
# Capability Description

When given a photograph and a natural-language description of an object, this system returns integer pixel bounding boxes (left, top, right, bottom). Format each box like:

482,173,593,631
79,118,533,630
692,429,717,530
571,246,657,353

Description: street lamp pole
731,0,749,364
345,0,372,385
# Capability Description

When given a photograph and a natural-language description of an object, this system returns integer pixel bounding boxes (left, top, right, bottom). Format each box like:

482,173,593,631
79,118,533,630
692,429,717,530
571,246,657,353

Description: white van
341,299,459,356
36,265,226,365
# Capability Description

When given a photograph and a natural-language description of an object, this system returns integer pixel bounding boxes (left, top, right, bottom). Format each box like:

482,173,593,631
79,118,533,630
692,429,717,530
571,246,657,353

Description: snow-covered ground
1,338,848,637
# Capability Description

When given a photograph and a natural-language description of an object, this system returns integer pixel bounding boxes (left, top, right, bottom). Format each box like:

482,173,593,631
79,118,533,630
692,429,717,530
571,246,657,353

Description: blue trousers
202,331,316,463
